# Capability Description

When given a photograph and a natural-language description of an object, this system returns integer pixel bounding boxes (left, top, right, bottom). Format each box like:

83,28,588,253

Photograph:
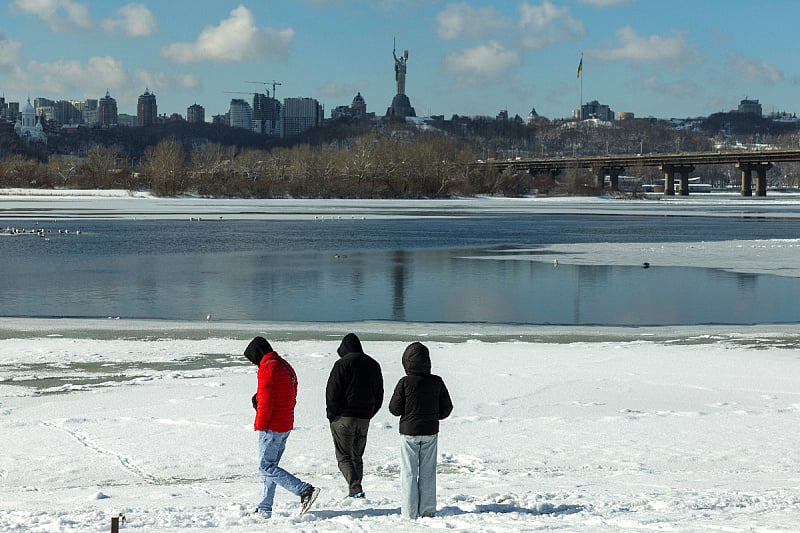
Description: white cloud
436,3,511,40
587,26,697,68
160,5,294,64
443,41,520,84
15,56,132,100
10,0,92,33
636,74,702,99
518,0,585,49
100,3,158,38
0,34,23,73
135,69,202,94
730,53,784,84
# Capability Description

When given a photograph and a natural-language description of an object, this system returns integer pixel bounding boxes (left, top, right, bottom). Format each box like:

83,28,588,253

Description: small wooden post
111,516,119,533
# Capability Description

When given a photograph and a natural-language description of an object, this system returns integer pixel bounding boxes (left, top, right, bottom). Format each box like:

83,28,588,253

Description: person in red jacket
244,336,319,518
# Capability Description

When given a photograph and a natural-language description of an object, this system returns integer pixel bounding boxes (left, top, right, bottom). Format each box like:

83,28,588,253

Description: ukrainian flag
576,57,583,78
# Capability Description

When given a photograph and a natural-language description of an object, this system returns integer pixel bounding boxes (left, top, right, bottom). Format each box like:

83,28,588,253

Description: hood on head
337,332,363,357
402,342,431,376
244,336,273,366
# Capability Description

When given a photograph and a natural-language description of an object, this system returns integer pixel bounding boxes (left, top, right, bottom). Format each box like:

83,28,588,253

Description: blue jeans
257,430,310,517
400,434,438,519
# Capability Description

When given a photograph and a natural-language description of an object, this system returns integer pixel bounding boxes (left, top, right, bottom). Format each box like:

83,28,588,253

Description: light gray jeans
399,433,438,519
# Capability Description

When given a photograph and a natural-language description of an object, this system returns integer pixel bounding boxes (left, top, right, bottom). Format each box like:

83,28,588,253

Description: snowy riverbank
2,193,800,530
2,320,800,531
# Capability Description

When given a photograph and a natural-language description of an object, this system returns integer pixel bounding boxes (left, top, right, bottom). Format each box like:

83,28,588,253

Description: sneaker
299,486,320,515
350,490,365,498
252,508,271,519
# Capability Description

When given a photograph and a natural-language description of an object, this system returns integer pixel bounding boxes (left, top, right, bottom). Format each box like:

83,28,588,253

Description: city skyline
1,1,799,121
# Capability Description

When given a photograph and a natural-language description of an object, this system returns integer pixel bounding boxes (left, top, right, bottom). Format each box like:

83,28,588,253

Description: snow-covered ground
3,187,800,221
2,192,800,531
2,322,800,532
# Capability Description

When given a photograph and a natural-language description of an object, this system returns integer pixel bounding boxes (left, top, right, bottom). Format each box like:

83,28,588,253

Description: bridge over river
474,149,800,196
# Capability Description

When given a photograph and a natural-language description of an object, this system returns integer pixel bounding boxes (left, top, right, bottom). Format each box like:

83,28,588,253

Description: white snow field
1,192,800,531
2,322,800,532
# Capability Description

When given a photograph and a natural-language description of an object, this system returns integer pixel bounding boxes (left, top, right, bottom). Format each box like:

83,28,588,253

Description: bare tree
142,138,186,196
0,155,46,188
78,145,121,188
47,155,81,188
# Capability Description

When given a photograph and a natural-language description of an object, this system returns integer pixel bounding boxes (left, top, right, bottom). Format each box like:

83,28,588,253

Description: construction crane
246,80,282,99
223,91,257,101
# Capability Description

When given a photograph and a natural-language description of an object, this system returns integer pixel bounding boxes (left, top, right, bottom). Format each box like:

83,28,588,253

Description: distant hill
45,121,275,161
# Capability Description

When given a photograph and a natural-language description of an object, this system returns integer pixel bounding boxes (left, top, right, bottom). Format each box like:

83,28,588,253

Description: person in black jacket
389,341,453,519
326,333,384,498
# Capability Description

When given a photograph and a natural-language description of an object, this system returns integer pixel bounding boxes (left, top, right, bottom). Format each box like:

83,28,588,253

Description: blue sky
2,0,799,121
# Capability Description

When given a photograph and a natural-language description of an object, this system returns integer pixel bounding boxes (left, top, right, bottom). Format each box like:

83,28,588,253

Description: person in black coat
325,333,384,497
389,341,453,519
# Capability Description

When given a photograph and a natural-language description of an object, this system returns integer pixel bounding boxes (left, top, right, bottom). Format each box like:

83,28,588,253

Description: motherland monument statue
386,37,416,118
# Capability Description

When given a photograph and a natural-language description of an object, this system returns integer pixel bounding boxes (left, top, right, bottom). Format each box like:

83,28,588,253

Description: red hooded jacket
254,352,298,432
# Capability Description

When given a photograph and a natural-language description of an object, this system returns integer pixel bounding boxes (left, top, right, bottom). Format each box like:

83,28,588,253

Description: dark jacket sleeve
372,364,384,418
388,378,405,416
438,378,453,420
325,362,343,422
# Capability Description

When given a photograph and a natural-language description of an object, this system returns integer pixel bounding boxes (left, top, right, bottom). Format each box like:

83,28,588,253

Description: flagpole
579,52,583,120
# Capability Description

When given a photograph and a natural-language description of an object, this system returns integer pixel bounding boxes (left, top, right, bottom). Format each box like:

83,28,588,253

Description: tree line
2,113,800,197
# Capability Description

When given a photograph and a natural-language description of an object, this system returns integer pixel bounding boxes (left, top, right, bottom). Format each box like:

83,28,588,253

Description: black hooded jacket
389,342,453,436
325,333,384,422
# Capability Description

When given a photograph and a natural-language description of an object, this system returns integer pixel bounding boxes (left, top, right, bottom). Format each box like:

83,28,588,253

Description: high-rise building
83,99,98,125
580,100,615,122
253,92,281,135
7,102,19,122
54,100,83,125
187,103,205,123
228,98,253,130
34,97,55,110
738,98,762,117
137,88,157,127
97,91,118,127
282,97,322,137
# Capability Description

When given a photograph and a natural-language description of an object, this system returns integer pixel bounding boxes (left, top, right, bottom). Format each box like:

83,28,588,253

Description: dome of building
14,98,47,144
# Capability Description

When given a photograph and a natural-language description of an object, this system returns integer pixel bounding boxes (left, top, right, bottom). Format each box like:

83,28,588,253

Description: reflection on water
2,216,800,325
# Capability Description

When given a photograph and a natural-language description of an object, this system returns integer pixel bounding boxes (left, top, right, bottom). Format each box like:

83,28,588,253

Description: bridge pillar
592,166,625,190
608,166,624,191
754,163,772,196
737,162,755,196
594,168,606,188
662,169,675,195
678,168,692,196
528,167,561,186
659,164,695,196
737,162,773,196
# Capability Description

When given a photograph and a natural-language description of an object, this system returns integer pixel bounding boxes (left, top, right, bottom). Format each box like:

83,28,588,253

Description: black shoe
349,490,365,498
299,486,320,515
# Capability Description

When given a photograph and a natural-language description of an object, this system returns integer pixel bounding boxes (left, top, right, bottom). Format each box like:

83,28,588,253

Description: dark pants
330,416,370,495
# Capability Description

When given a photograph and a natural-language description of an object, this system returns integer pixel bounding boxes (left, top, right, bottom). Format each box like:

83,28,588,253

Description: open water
2,214,799,325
